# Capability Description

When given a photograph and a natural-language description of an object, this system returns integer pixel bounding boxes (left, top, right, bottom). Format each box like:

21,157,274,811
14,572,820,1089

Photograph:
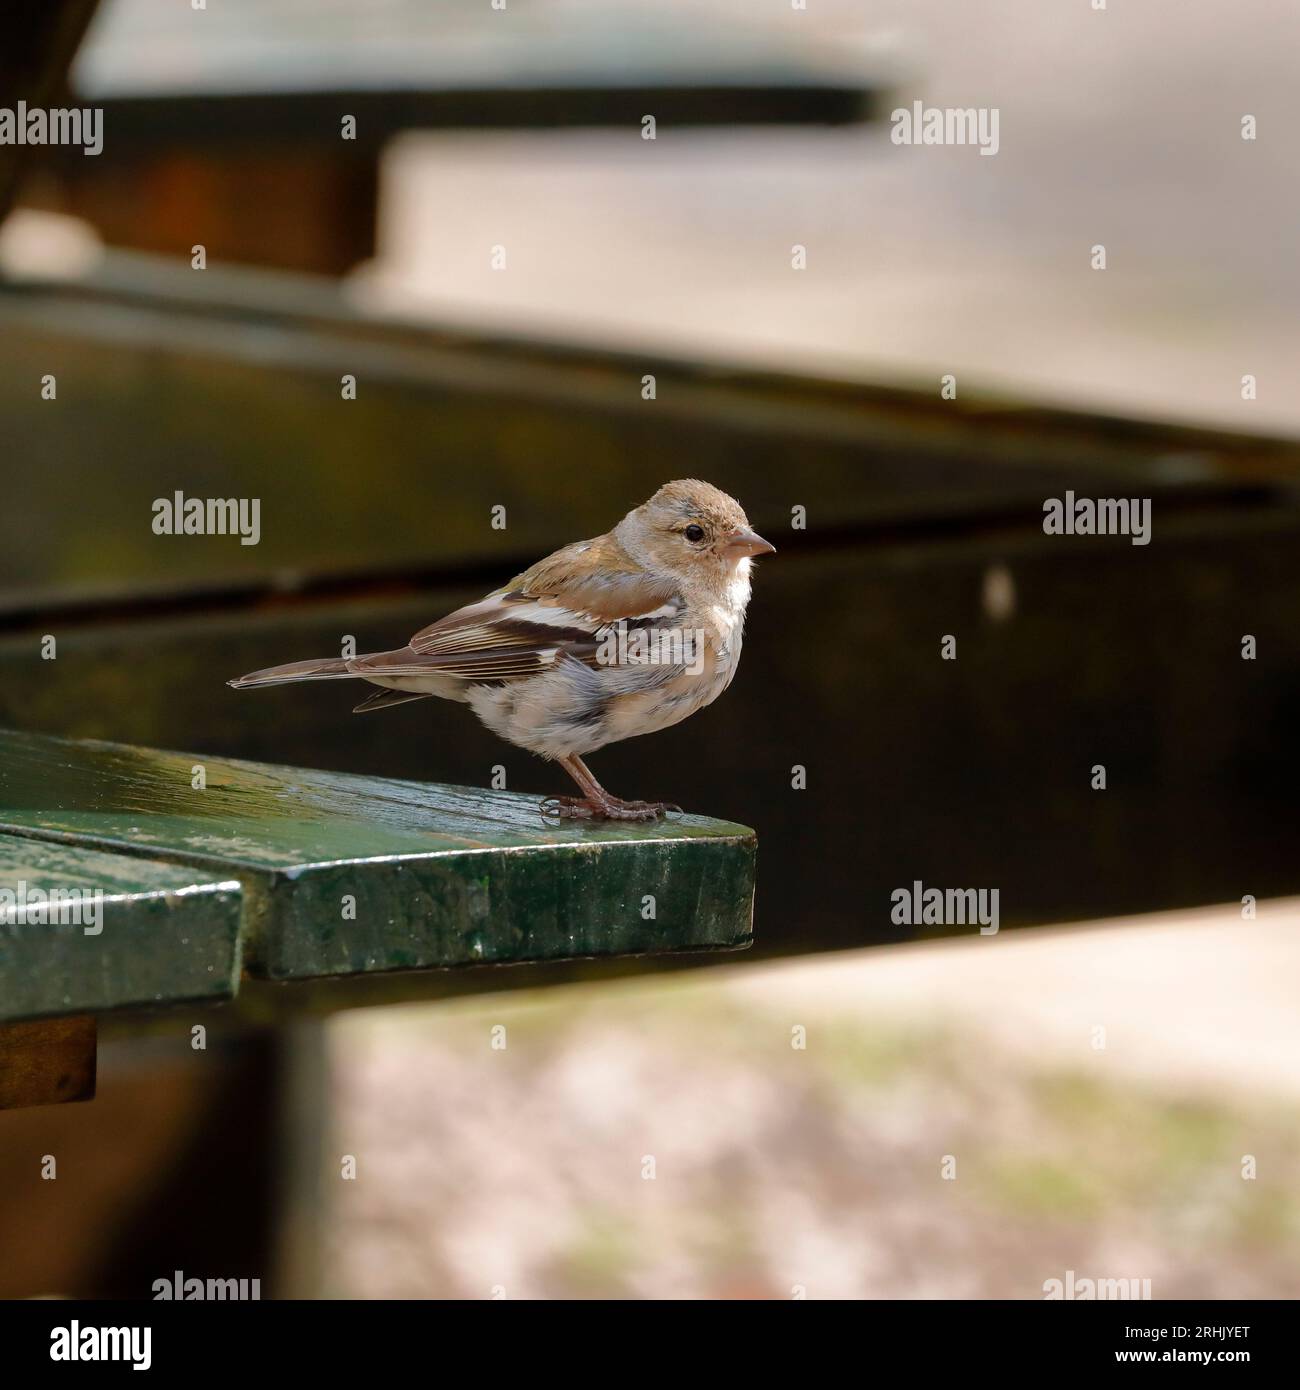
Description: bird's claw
538,795,680,824
618,799,685,820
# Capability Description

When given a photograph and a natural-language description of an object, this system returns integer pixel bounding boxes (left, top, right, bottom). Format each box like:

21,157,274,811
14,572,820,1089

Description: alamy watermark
891,102,1000,156
1044,1269,1152,1300
0,102,103,156
1043,491,1151,546
596,621,706,677
0,881,102,934
152,492,261,546
50,1323,150,1370
891,879,999,935
153,1269,261,1300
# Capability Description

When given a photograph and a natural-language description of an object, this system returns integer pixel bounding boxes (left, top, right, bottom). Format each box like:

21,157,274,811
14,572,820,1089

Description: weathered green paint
0,832,242,1021
0,731,755,989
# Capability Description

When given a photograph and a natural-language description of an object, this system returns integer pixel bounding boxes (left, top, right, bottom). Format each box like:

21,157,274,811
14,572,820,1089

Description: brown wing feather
505,534,678,622
348,535,679,685
352,688,436,713
349,645,565,680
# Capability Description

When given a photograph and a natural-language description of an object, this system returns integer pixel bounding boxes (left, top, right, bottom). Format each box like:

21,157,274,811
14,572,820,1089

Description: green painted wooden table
0,833,242,1023
0,729,756,1023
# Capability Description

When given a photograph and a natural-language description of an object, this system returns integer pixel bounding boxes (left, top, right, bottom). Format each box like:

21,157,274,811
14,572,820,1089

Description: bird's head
620,479,775,586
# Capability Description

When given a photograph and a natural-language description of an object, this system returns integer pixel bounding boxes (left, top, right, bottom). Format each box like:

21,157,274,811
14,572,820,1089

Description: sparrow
228,480,774,821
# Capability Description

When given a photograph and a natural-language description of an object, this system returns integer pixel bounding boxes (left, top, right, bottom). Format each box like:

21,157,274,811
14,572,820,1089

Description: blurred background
1,0,1298,1298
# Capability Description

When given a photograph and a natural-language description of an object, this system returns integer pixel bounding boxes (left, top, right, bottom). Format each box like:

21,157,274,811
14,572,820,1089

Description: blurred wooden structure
2,253,1297,966
24,0,886,274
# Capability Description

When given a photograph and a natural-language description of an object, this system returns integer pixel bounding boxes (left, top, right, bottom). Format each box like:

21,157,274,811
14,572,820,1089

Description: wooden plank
0,1015,96,1109
0,257,1296,606
0,833,242,1022
66,86,878,151
0,732,756,986
72,1,882,128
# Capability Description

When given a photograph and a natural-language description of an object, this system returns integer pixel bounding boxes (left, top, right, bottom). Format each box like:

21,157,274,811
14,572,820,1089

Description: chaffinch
229,480,774,820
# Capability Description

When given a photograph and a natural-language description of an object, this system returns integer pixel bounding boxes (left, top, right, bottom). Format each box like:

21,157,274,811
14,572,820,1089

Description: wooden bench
0,729,755,1108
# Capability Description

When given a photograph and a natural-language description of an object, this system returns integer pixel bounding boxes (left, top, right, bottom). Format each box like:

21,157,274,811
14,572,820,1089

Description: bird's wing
349,540,683,684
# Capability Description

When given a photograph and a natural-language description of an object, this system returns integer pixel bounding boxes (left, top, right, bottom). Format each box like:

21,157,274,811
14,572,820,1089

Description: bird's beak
723,527,776,559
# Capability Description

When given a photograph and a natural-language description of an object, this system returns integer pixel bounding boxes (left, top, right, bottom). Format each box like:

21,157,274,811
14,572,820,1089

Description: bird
228,480,774,821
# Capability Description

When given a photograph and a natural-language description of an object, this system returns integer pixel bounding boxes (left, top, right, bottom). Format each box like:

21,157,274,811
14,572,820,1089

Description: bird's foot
539,794,682,823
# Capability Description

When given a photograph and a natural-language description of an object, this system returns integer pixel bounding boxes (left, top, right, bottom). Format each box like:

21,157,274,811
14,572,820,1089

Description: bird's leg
540,754,681,823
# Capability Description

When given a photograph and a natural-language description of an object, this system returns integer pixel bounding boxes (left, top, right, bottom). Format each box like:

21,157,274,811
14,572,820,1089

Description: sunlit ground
350,0,1300,435
324,899,1300,1299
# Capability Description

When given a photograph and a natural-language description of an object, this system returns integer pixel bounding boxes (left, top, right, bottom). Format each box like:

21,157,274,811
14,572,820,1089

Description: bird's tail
227,657,355,689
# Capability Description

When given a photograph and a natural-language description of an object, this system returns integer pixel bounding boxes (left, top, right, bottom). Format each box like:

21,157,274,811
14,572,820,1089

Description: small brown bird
229,480,774,820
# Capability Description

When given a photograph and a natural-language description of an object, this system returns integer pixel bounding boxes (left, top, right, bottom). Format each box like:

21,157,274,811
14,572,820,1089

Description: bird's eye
684,524,705,543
